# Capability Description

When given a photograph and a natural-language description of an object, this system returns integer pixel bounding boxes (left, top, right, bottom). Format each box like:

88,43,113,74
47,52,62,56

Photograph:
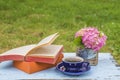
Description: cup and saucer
56,56,90,76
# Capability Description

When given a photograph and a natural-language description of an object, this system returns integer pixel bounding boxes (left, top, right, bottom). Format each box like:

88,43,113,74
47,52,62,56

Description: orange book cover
13,54,63,74
0,33,63,64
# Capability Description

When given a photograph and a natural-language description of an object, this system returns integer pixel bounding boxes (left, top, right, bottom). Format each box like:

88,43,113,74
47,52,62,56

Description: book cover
13,54,63,74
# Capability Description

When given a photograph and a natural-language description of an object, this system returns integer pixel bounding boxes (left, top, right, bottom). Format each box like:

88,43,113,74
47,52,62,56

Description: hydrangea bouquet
74,27,107,60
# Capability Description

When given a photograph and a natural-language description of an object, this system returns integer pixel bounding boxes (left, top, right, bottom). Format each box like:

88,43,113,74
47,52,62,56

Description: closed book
13,54,63,74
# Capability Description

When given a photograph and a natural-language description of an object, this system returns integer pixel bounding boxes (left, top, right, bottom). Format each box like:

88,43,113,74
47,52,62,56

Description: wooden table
0,53,120,80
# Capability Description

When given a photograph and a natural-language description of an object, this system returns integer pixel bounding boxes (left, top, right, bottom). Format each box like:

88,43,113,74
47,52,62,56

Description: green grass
0,0,120,54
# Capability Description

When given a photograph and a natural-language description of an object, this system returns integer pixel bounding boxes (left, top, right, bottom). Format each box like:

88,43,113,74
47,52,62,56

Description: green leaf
74,37,84,48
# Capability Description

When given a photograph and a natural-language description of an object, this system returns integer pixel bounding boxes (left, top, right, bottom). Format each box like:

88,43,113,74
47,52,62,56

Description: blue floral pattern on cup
61,57,90,72
56,62,90,76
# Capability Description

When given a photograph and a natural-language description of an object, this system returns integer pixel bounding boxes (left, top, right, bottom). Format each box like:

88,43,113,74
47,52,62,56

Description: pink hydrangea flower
75,27,107,51
75,28,87,37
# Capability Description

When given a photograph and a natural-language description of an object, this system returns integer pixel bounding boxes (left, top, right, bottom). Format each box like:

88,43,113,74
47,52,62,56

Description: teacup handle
81,62,90,68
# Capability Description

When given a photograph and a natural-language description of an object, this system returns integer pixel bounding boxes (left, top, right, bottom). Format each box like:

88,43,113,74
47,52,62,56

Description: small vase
76,48,98,66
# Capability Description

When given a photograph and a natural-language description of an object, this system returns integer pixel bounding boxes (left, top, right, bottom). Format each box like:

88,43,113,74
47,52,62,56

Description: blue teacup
62,56,90,72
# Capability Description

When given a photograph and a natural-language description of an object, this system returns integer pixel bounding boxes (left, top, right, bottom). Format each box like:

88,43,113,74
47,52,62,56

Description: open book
0,33,63,64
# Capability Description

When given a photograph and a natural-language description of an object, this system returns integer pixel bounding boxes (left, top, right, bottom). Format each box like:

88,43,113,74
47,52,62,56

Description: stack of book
0,33,63,74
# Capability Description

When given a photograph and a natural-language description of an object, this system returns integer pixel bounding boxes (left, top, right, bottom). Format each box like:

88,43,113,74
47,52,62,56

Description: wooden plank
0,53,120,80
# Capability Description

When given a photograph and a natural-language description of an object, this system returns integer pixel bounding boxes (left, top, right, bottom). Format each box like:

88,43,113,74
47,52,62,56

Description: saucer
56,62,91,76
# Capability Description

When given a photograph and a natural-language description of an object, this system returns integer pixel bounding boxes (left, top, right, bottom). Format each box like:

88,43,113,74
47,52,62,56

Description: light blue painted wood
0,53,120,80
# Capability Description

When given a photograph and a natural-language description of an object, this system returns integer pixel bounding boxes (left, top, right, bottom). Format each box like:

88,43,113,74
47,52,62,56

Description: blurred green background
0,0,120,54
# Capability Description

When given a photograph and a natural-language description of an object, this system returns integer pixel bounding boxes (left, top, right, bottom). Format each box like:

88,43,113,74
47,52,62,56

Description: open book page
25,45,63,64
0,45,36,56
0,45,36,62
37,33,59,47
27,33,59,55
27,45,63,58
